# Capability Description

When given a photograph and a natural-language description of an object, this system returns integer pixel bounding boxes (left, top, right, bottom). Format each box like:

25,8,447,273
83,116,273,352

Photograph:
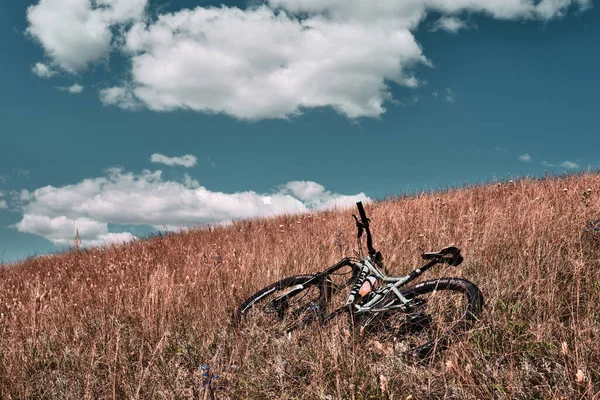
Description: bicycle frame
350,255,438,314
274,253,442,324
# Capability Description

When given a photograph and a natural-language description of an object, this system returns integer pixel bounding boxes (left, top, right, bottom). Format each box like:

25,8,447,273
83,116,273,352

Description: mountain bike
234,202,483,358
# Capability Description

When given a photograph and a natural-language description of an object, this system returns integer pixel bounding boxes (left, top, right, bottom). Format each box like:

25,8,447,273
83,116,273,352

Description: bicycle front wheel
362,278,483,359
234,275,332,334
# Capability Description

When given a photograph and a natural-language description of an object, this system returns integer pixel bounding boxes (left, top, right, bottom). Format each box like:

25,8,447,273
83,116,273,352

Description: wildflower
379,374,389,395
201,364,220,390
561,342,568,356
576,369,585,384
584,220,600,240
372,340,384,352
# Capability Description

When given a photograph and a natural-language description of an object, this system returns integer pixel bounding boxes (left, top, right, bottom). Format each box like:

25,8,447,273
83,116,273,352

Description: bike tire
233,275,332,333
360,278,483,359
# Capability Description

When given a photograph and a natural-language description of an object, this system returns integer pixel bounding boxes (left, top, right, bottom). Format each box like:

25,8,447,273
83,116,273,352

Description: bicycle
234,201,483,359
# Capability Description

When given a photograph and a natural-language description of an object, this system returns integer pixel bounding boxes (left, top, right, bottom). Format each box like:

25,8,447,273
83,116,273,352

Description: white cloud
542,160,580,169
16,214,135,246
560,160,579,169
121,6,428,119
58,84,84,94
150,153,197,168
15,168,369,246
99,86,141,110
444,88,457,103
282,181,367,209
27,0,590,119
267,0,591,23
0,200,7,209
26,0,147,72
284,181,327,202
431,16,469,33
31,62,56,78
518,153,532,162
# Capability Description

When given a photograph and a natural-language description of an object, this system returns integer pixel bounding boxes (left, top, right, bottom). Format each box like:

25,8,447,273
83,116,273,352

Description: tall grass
1,172,599,399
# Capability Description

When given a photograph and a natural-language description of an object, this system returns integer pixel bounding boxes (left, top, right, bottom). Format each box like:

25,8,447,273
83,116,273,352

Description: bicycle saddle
421,246,463,266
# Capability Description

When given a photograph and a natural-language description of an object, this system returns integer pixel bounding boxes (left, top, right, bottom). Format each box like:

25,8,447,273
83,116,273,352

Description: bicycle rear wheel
234,275,332,334
360,278,483,359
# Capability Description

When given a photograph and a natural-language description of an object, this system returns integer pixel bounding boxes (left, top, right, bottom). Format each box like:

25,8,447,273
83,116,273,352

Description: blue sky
1,0,598,263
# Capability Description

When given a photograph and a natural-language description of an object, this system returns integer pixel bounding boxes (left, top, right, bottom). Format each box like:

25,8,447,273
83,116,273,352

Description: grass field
1,172,599,399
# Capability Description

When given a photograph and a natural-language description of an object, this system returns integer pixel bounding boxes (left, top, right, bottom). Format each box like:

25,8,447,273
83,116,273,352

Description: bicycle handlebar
356,201,376,256
357,201,368,227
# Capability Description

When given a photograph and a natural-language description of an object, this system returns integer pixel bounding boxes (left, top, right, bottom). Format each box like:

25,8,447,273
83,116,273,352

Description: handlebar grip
356,201,368,225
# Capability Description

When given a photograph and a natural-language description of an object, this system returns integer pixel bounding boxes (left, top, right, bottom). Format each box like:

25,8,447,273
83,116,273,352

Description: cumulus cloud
444,88,457,103
121,6,427,119
32,62,56,78
99,86,140,110
0,200,7,210
17,214,135,246
58,84,84,94
518,153,532,162
15,168,369,246
560,160,579,169
267,0,591,23
150,153,197,168
542,159,580,169
26,0,147,72
431,16,470,33
26,0,590,119
282,181,367,209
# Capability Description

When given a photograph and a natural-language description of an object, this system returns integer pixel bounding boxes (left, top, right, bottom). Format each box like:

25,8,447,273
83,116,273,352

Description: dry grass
1,172,600,399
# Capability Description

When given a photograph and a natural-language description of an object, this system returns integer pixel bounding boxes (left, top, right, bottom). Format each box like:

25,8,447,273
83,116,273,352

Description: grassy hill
1,172,599,399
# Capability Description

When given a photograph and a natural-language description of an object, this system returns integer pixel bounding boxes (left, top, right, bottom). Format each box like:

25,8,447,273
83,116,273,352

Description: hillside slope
1,173,599,399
